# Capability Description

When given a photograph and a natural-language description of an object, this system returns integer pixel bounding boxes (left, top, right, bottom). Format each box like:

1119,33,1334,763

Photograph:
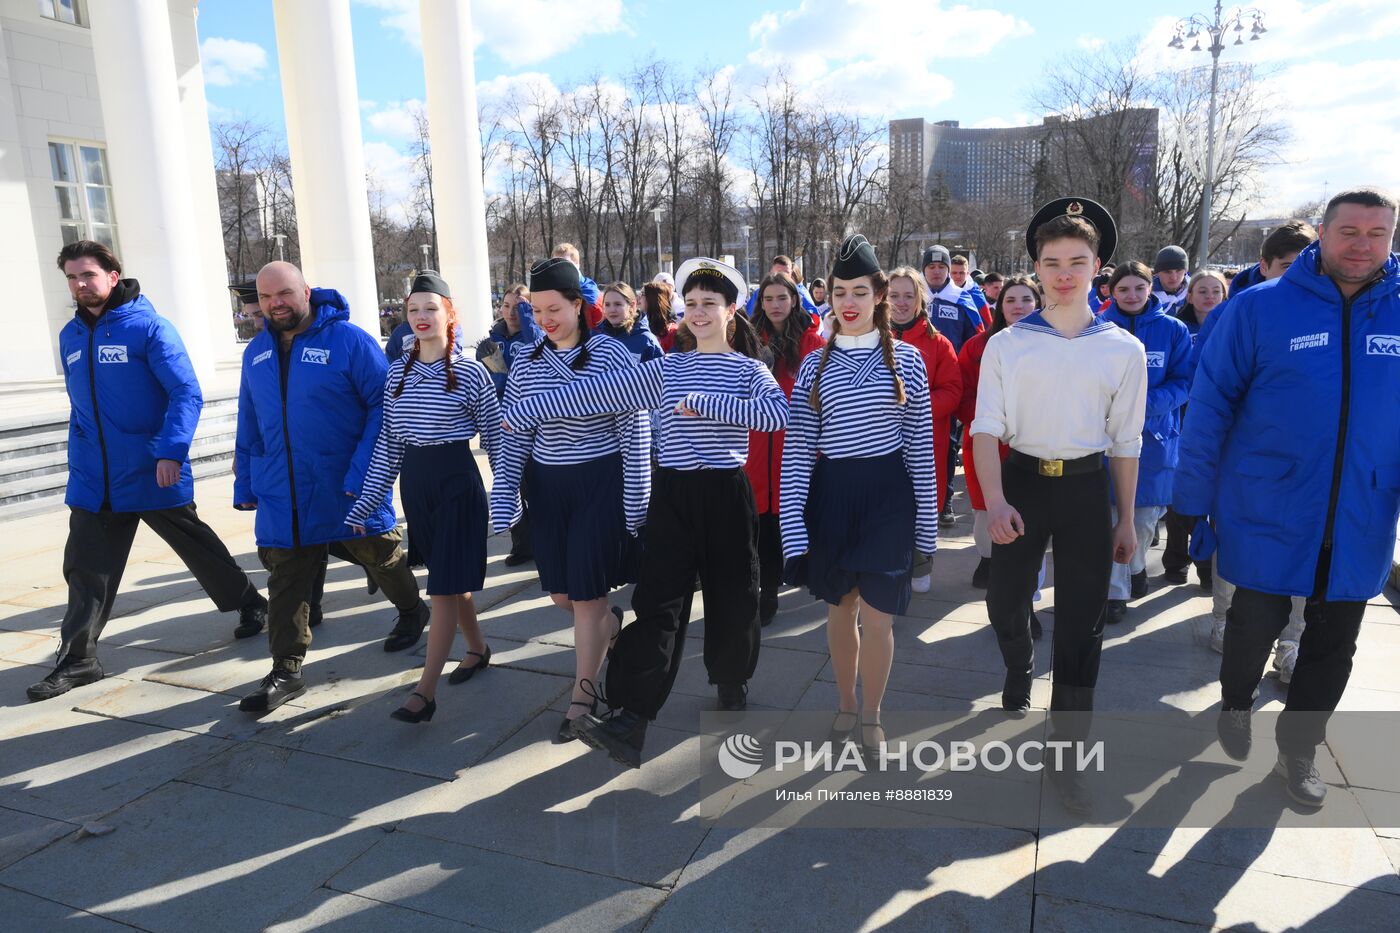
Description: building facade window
49,140,119,252
38,0,86,26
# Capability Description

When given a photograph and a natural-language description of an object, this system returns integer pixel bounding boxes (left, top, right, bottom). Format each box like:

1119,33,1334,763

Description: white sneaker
1273,640,1298,685
1209,618,1226,654
911,574,931,594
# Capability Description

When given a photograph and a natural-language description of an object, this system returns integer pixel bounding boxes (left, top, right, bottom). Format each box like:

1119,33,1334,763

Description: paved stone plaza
2,462,1399,932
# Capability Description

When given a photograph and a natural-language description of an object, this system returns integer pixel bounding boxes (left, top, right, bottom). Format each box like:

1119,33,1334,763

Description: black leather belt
1006,450,1104,477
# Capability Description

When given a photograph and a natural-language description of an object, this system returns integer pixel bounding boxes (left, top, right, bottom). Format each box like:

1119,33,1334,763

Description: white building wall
1,0,105,374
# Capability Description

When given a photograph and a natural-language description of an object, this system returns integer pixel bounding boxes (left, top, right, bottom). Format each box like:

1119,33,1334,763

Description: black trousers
1161,508,1208,577
1221,585,1366,758
945,420,963,504
757,512,782,616
608,467,760,719
986,461,1112,697
59,504,261,661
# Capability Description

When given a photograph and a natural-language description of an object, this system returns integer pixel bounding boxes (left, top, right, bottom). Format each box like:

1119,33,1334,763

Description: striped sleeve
507,356,666,430
681,360,789,431
778,355,821,559
617,408,652,535
898,345,938,555
491,364,532,532
469,362,503,475
348,381,404,526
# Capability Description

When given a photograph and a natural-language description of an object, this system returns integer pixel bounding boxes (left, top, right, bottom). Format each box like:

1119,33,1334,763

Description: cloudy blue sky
195,0,1400,218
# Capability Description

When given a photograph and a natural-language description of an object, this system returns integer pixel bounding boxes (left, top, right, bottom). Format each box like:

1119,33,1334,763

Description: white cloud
1076,34,1106,52
199,37,268,87
1126,0,1400,216
740,0,1031,117
363,140,418,223
352,0,625,62
1253,57,1400,215
364,99,426,141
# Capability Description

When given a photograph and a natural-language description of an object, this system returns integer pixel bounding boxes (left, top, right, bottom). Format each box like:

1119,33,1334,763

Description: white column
0,21,58,379
272,0,380,336
420,0,494,341
86,0,213,380
169,0,240,364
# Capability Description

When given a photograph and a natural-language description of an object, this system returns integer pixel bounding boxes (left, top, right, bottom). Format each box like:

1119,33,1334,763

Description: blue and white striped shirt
491,334,651,535
780,334,937,558
347,351,501,526
506,351,788,471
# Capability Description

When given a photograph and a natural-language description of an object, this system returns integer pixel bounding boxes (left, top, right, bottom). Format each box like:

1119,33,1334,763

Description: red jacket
745,328,825,513
895,319,962,511
957,329,1008,512
657,322,678,353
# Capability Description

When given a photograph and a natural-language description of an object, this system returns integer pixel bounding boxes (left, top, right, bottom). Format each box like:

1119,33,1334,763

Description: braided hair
528,287,591,371
808,270,905,412
394,295,460,398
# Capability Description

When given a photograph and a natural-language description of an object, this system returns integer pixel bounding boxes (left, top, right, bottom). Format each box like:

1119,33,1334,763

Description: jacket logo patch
1145,351,1165,367
301,347,330,365
252,349,273,366
402,333,416,351
937,305,960,320
1289,332,1328,352
66,349,82,366
1366,334,1400,357
97,345,128,363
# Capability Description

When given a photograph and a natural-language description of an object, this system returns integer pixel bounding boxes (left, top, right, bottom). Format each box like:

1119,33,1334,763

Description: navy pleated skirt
804,450,916,616
401,440,488,596
525,452,634,601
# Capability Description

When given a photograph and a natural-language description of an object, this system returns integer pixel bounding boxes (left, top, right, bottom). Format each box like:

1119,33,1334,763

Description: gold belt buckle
1039,458,1064,477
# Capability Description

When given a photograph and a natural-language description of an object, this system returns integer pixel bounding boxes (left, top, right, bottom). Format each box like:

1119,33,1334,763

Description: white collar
928,279,962,303
835,330,881,349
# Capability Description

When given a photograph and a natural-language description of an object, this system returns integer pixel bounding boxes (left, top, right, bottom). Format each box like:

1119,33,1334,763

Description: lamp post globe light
1167,2,1267,270
741,225,753,284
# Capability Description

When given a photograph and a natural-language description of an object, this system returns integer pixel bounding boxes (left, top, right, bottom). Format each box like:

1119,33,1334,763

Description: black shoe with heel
828,711,857,746
448,645,492,684
390,691,436,723
860,720,886,766
556,699,596,744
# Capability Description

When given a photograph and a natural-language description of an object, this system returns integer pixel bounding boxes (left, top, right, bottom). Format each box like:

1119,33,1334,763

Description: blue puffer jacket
593,317,665,363
1101,296,1193,506
59,282,203,513
1230,263,1266,296
927,285,984,353
234,288,394,548
1174,243,1400,600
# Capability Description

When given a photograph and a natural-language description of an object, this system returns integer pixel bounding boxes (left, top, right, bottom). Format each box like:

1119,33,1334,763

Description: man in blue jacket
923,245,984,524
28,242,269,702
234,261,428,712
1174,187,1400,807
1099,262,1193,624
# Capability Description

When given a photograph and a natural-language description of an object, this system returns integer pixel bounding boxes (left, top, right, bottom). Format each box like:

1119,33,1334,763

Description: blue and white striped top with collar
1010,309,1120,339
347,350,501,526
780,331,937,559
490,333,651,535
505,351,788,471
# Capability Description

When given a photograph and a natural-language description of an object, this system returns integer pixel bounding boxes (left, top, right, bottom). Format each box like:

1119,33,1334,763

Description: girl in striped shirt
780,235,937,759
347,272,501,724
504,257,788,768
490,257,652,744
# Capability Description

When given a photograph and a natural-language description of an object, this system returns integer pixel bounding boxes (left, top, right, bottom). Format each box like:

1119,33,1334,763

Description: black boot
718,683,748,711
1130,570,1148,600
234,598,268,639
1216,707,1252,761
1275,753,1326,808
575,709,649,769
239,664,306,713
26,656,104,702
1047,684,1095,815
1002,669,1033,712
383,601,430,652
972,557,991,590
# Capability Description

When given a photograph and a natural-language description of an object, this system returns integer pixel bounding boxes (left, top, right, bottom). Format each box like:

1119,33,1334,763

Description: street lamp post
653,207,665,276
419,243,432,271
741,225,752,284
820,239,831,276
273,233,286,261
1168,2,1266,270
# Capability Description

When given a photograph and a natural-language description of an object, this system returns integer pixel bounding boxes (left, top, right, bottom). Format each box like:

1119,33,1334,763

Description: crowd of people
31,184,1400,816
